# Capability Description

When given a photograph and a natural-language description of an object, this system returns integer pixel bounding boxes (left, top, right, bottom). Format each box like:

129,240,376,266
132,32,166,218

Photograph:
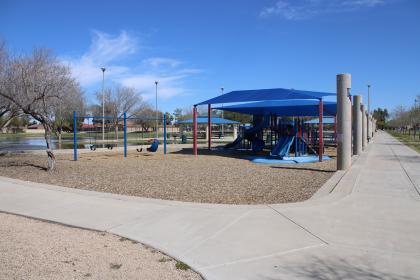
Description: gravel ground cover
0,212,202,280
0,148,336,204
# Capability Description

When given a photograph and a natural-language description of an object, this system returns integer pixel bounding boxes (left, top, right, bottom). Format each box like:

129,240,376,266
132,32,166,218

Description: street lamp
367,84,371,115
155,81,158,139
101,67,106,143
221,87,224,137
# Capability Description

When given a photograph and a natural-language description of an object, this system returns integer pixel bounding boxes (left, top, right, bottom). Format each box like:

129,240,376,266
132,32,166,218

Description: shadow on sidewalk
266,257,416,280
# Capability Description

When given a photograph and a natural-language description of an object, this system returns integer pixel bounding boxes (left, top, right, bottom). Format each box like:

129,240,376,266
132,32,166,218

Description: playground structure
224,115,336,159
72,111,167,161
178,116,240,141
193,90,338,162
192,74,376,170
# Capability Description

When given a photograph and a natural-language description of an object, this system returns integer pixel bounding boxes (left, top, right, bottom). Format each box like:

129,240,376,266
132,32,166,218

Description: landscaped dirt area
0,148,336,204
0,212,202,280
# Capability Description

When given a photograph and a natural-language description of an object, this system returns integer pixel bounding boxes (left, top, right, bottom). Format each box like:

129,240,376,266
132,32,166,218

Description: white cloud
61,30,137,85
260,0,386,19
61,30,199,101
117,72,196,100
87,30,138,63
143,57,182,68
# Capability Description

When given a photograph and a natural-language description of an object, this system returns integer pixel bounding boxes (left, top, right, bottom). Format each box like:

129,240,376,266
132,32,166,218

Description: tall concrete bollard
352,95,363,155
368,114,373,140
361,104,367,151
370,116,374,138
337,74,352,170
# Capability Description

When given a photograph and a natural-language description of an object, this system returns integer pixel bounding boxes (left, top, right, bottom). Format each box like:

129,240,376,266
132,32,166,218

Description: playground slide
224,136,243,149
251,138,265,152
270,136,288,156
270,136,295,158
225,123,264,150
243,123,263,140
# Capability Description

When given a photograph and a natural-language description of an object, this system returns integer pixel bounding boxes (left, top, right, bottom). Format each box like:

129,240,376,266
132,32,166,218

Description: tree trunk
0,114,16,130
43,124,56,171
115,124,119,148
58,131,62,149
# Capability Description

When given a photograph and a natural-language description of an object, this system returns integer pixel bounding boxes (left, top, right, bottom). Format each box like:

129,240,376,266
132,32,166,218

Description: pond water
0,135,135,151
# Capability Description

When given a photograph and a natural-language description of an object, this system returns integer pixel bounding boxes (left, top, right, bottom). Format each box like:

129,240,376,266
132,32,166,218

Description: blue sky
1,0,419,115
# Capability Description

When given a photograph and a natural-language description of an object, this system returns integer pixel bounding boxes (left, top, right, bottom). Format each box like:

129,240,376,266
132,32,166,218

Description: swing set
73,111,167,161
86,117,116,151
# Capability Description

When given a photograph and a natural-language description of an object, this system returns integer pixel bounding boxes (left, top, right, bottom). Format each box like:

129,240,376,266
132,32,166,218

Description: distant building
26,124,45,134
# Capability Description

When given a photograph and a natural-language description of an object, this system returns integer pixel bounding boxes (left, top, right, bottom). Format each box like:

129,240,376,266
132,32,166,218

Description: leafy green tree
165,112,174,124
373,107,389,129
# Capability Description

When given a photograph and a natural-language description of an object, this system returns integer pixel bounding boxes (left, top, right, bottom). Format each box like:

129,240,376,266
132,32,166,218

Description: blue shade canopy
178,117,240,125
214,99,336,117
196,88,335,106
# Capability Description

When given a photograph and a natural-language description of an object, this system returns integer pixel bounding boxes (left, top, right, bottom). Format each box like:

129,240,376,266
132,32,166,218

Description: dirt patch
0,148,336,204
0,212,202,280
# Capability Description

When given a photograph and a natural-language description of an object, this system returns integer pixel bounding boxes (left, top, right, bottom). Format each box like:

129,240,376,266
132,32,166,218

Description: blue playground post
124,112,127,158
163,114,167,155
73,111,77,161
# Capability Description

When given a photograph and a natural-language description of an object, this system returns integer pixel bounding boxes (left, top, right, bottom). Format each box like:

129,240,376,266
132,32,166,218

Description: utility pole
155,81,158,139
101,67,106,143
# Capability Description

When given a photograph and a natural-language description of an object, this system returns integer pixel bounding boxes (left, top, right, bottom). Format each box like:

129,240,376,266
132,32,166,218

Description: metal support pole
123,112,127,158
208,104,212,149
163,114,167,155
337,73,352,170
193,106,198,156
73,111,77,161
352,95,363,155
220,87,224,137
101,68,106,143
367,85,371,116
294,118,298,157
301,119,305,155
319,99,324,162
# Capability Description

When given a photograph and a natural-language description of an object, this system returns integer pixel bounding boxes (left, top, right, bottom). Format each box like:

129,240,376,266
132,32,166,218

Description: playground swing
88,118,96,151
147,138,159,152
136,127,143,152
105,124,114,150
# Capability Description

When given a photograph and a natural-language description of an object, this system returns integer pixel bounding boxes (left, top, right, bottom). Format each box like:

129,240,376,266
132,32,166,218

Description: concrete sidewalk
0,131,419,279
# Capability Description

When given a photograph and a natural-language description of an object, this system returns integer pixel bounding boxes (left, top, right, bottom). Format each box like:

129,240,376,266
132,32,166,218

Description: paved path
1,131,419,279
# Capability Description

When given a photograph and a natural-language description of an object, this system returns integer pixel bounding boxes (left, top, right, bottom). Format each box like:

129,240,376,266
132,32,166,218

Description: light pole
101,67,106,143
367,84,371,115
221,87,224,137
155,81,158,139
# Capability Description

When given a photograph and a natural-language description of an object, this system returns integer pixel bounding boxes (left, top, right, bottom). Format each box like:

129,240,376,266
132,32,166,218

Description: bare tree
0,41,22,131
54,81,85,145
0,48,75,170
134,103,156,132
0,96,21,132
94,85,141,140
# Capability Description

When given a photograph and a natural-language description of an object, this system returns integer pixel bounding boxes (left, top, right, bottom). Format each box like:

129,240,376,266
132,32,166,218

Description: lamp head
101,67,106,72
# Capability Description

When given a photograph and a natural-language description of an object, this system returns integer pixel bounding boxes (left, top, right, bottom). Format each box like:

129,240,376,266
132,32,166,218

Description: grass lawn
388,130,420,153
